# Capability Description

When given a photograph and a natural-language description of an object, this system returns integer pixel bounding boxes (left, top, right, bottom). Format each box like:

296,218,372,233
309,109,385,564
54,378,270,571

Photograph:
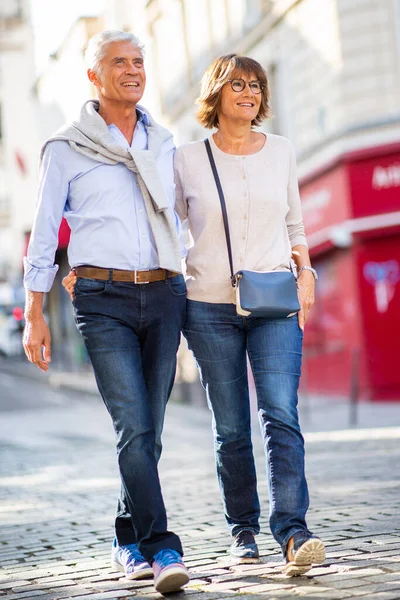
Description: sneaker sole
229,542,260,564
229,555,261,565
154,567,190,594
111,560,153,580
283,538,326,577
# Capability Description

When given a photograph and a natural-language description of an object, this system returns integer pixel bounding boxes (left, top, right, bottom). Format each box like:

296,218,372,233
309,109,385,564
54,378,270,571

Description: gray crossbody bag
204,139,300,318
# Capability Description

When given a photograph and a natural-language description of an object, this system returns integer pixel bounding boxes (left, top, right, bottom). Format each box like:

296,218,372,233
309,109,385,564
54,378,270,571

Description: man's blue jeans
183,300,311,556
73,274,187,562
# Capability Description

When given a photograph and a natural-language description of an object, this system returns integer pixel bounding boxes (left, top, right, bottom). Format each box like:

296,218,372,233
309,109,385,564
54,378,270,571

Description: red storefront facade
300,142,400,401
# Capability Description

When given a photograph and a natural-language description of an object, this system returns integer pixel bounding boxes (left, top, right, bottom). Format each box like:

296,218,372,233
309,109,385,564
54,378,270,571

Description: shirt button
244,215,247,220
139,209,143,213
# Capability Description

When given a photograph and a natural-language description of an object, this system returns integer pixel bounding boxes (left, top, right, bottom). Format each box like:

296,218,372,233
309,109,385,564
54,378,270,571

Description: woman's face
217,71,262,125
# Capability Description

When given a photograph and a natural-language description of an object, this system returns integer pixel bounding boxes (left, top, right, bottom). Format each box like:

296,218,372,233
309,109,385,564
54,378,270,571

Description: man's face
88,41,146,106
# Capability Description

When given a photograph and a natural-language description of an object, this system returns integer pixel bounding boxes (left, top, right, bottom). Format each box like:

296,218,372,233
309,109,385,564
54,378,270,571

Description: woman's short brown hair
196,54,271,129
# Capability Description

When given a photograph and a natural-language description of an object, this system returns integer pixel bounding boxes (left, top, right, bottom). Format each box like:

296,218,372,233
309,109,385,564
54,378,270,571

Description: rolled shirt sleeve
23,142,69,292
286,141,308,248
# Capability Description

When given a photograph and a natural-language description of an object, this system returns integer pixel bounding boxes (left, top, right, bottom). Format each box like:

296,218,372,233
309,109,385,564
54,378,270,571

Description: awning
307,211,400,255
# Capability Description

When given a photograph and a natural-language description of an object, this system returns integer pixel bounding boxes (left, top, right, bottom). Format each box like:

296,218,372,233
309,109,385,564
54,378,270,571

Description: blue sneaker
111,539,153,580
152,548,189,593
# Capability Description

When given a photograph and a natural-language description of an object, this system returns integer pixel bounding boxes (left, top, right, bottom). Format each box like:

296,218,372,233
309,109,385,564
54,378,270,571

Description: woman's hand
297,270,315,331
62,269,77,301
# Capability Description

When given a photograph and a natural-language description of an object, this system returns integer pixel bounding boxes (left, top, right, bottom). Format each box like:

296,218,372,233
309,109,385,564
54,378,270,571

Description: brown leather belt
75,266,178,284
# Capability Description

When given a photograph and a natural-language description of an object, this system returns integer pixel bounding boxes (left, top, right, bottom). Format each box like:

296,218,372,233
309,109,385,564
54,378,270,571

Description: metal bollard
349,346,360,427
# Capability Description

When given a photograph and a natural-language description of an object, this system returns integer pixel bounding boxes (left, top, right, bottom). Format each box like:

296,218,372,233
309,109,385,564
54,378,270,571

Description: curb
48,372,99,396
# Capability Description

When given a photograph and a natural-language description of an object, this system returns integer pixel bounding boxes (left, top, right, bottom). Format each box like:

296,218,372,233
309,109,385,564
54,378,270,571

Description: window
210,0,229,48
183,0,211,63
396,0,400,57
264,61,293,139
267,64,282,135
0,166,9,218
244,0,261,29
153,1,187,100
0,0,23,20
226,0,246,38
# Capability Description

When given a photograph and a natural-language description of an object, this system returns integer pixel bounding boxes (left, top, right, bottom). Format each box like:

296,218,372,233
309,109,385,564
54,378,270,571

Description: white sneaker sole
154,566,190,594
111,560,153,580
229,556,261,565
283,538,326,577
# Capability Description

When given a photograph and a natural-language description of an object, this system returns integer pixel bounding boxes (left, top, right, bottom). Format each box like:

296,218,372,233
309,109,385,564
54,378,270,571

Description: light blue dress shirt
24,110,184,292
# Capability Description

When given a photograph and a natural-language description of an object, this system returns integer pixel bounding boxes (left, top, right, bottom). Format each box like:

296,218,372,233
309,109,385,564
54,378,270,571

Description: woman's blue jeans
183,300,311,555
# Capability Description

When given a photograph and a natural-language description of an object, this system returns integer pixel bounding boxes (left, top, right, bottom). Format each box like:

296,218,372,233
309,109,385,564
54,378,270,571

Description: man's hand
23,315,52,372
23,290,51,372
297,270,315,331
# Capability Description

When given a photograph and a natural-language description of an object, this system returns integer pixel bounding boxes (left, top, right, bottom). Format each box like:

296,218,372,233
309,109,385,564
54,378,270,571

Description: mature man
23,30,189,594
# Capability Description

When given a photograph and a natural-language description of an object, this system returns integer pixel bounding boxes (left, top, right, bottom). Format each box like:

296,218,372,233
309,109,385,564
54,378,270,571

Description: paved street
0,359,400,600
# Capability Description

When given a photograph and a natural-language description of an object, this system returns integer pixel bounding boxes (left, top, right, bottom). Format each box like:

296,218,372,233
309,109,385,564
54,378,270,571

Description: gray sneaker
229,530,260,563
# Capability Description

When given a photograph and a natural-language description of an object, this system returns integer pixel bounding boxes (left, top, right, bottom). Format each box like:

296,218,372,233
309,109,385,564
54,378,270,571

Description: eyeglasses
227,78,264,94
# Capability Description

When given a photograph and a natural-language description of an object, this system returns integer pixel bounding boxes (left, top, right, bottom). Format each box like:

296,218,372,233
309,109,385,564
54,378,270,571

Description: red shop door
356,235,400,400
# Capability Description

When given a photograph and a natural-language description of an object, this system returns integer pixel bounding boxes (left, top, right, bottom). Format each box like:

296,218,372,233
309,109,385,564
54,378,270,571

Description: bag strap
204,139,236,286
205,139,295,281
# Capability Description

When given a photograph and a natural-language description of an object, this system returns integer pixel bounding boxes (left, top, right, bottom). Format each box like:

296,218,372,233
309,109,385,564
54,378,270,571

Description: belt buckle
134,271,150,284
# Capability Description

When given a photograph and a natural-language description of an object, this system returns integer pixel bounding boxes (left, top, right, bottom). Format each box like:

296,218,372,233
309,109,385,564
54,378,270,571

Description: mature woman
63,53,325,576
173,54,324,576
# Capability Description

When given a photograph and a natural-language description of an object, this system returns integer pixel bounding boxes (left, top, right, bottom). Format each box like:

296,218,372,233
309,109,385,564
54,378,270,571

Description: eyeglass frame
226,78,265,94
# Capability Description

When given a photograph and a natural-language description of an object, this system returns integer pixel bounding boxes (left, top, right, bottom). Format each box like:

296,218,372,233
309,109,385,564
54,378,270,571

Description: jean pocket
75,277,107,297
166,274,187,296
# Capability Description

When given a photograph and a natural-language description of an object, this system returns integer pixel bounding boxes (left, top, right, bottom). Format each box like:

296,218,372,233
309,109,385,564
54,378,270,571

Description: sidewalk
1,360,400,599
16,358,400,434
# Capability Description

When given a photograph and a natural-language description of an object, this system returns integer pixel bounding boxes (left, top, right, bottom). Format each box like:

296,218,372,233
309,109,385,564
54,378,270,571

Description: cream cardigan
174,134,308,304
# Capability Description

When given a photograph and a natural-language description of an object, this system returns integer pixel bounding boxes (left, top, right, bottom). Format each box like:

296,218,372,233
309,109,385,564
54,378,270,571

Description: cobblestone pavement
0,361,400,600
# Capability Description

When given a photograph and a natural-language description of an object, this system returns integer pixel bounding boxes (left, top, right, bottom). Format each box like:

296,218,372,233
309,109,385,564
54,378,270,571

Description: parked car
0,305,24,357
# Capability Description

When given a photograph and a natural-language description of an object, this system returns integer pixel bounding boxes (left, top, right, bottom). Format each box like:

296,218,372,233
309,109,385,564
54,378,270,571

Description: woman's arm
285,142,316,331
292,245,315,331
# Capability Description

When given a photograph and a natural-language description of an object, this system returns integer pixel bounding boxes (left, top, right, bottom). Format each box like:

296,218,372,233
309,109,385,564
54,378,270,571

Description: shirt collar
107,108,149,132
136,107,150,127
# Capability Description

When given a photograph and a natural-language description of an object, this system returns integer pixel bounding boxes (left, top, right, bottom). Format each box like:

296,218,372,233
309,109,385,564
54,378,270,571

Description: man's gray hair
85,30,145,73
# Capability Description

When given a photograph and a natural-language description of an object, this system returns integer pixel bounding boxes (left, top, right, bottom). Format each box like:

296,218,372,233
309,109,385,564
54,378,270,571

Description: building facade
0,6,105,365
0,0,40,288
1,0,398,397
33,16,105,369
144,0,400,400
